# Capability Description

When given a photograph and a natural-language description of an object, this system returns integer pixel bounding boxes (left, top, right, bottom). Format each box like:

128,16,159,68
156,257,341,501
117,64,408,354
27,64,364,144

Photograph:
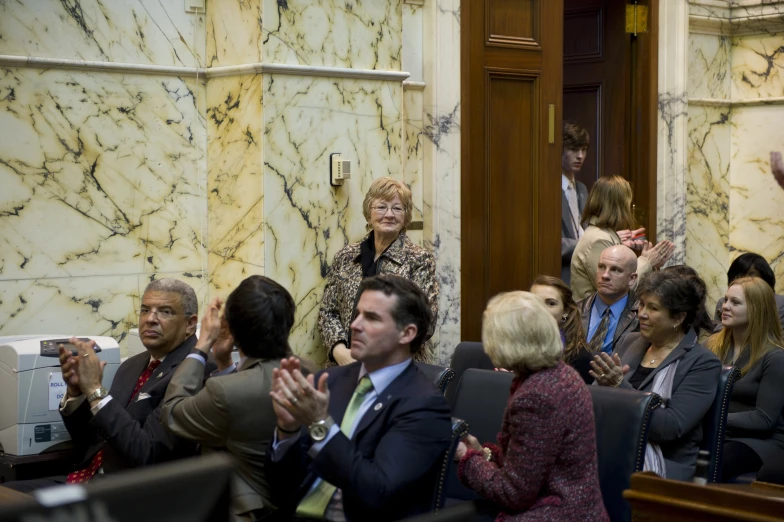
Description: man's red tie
66,359,161,484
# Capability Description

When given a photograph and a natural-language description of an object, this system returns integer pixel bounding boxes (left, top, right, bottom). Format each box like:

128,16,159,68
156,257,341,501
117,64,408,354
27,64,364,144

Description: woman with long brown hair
706,276,784,481
570,175,674,301
530,275,594,383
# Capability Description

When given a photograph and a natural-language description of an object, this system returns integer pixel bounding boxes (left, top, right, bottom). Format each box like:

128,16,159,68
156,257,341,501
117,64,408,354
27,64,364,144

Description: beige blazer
570,220,652,301
161,356,281,520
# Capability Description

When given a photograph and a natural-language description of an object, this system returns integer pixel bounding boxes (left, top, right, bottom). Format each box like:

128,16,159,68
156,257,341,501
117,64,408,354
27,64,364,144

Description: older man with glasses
3,278,216,493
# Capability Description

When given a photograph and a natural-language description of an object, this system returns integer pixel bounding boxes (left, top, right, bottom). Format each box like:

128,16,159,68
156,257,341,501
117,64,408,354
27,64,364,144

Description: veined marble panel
0,271,207,358
729,105,784,295
262,0,403,71
657,0,689,265
686,106,732,309
403,88,424,245
731,33,784,99
688,33,731,99
403,1,424,83
423,0,461,365
262,74,403,363
0,0,205,67
0,68,207,281
206,74,264,295
207,0,262,67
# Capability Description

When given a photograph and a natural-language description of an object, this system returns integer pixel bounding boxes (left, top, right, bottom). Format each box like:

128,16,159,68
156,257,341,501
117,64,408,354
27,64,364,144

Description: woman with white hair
456,291,608,521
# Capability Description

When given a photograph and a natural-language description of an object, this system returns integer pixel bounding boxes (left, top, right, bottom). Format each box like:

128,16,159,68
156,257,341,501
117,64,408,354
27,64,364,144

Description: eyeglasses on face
139,308,182,320
371,205,405,215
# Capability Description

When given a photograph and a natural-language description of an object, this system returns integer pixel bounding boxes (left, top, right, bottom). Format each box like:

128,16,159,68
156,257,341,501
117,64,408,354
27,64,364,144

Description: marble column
422,0,461,365
659,0,784,308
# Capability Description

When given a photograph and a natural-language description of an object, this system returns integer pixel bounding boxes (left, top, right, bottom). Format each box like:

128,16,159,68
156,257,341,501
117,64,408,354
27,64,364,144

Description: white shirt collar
562,173,575,192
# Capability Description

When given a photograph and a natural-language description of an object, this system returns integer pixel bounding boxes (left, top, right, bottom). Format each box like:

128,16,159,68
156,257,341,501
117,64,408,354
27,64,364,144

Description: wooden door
563,0,630,192
461,0,564,342
563,0,659,233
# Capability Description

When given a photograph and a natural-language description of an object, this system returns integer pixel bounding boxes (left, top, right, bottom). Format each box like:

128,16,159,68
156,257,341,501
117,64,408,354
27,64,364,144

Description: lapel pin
156,372,163,379
374,403,383,411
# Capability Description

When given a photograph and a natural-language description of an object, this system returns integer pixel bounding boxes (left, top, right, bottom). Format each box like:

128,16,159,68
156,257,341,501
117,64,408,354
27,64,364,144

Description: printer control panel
40,338,102,357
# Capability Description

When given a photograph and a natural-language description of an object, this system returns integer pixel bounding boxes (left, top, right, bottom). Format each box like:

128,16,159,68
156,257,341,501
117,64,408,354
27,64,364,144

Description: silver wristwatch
86,387,109,403
308,416,336,442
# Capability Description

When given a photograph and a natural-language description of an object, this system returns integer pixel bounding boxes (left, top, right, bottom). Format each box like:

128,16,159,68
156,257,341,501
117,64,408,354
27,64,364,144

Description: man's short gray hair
144,278,198,316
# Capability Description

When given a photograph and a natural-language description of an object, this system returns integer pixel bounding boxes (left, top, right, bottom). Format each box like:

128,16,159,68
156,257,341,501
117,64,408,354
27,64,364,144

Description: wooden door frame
459,0,659,341
631,0,659,241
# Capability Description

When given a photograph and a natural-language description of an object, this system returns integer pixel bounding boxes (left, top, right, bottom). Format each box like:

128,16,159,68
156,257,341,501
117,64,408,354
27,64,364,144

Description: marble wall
0,0,461,364
0,1,207,349
659,0,784,310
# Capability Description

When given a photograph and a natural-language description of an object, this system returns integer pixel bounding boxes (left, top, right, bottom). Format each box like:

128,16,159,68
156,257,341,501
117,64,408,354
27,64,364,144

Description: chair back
589,386,661,522
416,362,456,394
700,365,740,482
431,417,469,511
445,342,494,405
443,369,515,502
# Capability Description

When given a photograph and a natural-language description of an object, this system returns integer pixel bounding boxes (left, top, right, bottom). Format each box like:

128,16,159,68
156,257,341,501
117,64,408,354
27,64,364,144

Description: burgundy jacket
458,362,608,521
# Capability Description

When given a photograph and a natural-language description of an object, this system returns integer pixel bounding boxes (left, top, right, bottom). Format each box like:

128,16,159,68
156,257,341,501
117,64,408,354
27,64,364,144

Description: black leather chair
589,386,661,522
416,362,457,394
445,342,494,406
431,417,469,511
700,365,740,483
442,369,515,503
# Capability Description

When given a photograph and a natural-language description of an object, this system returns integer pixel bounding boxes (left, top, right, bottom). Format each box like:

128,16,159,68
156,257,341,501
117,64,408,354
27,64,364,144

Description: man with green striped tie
267,275,452,522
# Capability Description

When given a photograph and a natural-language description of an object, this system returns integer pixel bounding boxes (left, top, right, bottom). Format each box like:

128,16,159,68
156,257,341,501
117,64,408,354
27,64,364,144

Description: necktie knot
355,376,373,397
148,359,162,371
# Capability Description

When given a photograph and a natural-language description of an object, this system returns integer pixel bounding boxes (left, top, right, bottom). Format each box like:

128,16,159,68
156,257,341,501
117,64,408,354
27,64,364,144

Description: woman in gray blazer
707,276,784,481
591,270,721,481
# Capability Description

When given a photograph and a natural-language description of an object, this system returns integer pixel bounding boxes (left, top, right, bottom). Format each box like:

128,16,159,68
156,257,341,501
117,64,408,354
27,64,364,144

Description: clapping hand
59,344,82,398
589,352,629,387
270,357,330,437
641,240,675,269
72,337,107,397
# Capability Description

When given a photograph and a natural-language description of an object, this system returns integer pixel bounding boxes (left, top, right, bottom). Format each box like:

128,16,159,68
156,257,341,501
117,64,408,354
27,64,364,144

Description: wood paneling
564,8,603,61
486,72,538,295
462,0,563,342
563,0,629,191
487,0,539,48
562,0,658,232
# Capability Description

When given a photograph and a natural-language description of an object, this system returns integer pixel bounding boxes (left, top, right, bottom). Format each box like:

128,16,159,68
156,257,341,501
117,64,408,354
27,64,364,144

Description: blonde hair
362,177,413,229
482,291,562,373
581,175,635,231
705,277,784,376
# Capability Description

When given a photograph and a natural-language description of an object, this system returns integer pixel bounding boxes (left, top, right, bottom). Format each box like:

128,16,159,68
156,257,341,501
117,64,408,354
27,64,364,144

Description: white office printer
0,335,120,456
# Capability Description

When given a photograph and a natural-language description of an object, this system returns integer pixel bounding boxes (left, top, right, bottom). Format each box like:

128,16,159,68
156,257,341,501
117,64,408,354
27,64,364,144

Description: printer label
49,372,67,411
34,424,69,443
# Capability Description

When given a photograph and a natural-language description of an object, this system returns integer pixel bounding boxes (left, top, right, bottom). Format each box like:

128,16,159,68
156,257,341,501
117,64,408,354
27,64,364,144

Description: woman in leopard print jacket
318,177,439,366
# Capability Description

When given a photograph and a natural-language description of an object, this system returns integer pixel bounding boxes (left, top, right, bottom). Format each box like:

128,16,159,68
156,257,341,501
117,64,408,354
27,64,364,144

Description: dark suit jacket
161,355,282,518
561,178,589,283
266,361,452,522
615,331,721,480
61,335,215,473
578,292,639,353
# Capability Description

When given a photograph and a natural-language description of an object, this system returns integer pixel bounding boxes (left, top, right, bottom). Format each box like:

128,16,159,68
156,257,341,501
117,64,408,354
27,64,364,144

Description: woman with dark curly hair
591,270,721,480
530,275,593,383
